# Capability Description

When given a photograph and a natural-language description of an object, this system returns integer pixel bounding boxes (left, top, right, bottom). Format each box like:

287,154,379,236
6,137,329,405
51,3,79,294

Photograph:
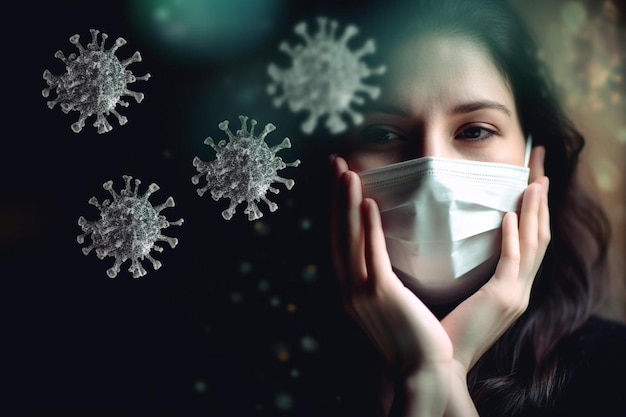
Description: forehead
381,35,514,115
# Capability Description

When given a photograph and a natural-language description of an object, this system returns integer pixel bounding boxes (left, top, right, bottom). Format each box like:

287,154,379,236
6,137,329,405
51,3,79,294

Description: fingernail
329,153,338,164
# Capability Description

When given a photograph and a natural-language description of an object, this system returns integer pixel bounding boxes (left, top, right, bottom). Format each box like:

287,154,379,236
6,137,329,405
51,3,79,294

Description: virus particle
77,175,183,278
42,29,151,134
267,16,386,135
192,115,301,221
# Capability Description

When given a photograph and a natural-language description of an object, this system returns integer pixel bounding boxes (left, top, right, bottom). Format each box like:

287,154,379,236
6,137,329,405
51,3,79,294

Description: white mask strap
524,134,532,168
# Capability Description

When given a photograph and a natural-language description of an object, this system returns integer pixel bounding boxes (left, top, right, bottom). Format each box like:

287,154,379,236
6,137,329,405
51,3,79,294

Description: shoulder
566,315,626,357
552,316,626,417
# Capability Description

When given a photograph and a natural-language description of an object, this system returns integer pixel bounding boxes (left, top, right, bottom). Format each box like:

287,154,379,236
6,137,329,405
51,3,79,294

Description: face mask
358,138,532,304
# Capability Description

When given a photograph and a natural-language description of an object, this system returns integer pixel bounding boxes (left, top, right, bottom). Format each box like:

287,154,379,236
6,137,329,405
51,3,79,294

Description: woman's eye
455,126,496,141
358,126,404,145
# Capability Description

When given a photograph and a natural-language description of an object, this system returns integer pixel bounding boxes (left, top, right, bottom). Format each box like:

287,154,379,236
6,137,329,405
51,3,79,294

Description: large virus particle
267,16,386,135
42,29,151,134
192,115,301,221
77,175,183,278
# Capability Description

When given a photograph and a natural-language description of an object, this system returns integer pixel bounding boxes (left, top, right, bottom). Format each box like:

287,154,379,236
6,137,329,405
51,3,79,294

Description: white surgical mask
359,138,532,304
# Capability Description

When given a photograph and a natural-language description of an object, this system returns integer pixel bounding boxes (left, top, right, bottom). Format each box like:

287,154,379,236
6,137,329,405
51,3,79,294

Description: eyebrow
451,100,512,118
366,100,512,118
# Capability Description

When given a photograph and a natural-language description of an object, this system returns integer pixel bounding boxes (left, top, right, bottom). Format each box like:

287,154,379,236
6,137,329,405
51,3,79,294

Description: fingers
528,145,545,183
518,177,550,280
345,171,367,288
488,174,550,317
519,182,541,273
362,198,393,290
329,155,367,296
524,176,550,297
538,177,551,254
516,141,551,280
521,144,550,282
448,182,549,369
492,212,520,283
331,157,397,298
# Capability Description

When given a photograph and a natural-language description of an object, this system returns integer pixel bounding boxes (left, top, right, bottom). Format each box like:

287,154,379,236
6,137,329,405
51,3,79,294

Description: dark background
3,1,369,415
2,0,625,415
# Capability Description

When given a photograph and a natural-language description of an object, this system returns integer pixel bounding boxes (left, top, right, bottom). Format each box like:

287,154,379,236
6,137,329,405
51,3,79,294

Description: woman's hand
440,146,550,416
441,146,550,375
330,155,453,416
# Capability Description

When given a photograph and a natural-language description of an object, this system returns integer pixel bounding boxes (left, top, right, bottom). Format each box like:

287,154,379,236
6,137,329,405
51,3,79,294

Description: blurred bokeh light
512,0,626,319
127,0,285,62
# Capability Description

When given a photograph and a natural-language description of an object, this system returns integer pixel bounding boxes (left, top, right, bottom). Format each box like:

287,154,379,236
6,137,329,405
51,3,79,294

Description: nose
419,129,452,159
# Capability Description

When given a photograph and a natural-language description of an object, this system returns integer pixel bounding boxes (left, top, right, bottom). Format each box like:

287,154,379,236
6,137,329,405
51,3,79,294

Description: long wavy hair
331,0,613,414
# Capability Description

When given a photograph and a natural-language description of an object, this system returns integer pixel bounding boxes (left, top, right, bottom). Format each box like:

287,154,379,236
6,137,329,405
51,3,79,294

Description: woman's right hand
330,155,455,416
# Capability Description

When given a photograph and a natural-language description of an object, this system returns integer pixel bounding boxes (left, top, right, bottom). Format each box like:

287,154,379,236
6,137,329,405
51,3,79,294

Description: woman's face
345,35,526,172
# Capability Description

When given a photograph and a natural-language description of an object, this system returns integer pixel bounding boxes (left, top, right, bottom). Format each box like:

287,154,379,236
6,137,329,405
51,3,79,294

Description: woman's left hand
441,146,551,377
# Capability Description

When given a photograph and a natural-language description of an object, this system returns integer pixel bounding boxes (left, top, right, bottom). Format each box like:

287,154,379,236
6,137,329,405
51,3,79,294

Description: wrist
442,361,479,417
450,359,470,385
402,364,451,417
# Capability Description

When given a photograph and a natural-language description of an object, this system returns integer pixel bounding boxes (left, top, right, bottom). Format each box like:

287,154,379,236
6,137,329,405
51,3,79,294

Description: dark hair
339,0,613,414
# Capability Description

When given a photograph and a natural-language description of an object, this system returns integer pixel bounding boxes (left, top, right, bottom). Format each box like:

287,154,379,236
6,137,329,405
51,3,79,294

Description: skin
330,36,551,416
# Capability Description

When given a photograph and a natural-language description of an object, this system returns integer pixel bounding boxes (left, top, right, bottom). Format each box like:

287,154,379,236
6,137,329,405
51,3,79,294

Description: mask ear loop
524,134,533,168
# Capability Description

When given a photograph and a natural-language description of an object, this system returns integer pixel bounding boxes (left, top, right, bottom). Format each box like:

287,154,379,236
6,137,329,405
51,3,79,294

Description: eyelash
454,125,497,141
358,126,406,145
359,125,497,145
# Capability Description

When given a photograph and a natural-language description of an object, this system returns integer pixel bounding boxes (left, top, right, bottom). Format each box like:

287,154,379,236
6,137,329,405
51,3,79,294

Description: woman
324,0,626,415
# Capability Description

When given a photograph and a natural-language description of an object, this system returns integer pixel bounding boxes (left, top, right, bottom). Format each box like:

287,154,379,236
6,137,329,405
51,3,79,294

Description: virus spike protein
267,16,386,135
43,29,151,134
77,175,183,278
192,115,301,221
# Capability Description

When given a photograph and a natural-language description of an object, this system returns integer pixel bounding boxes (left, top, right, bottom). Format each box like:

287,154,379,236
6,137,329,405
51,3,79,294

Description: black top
474,315,626,417
307,315,626,417
543,316,626,417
